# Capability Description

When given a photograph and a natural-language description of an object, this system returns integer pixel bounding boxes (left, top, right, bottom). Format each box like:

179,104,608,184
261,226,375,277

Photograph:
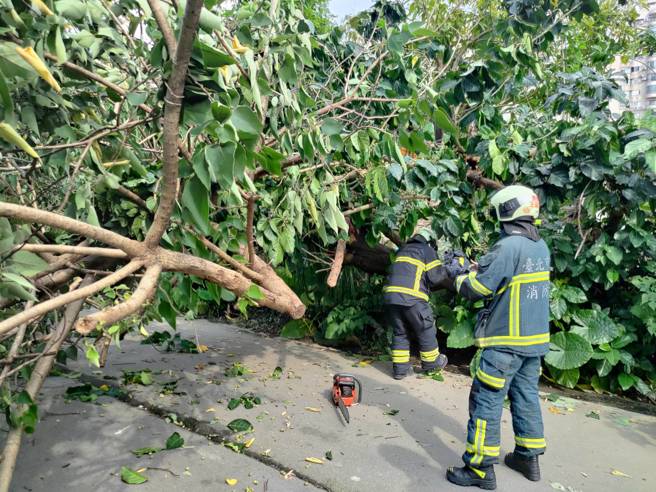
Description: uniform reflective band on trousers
420,348,439,362
475,333,550,347
468,271,493,296
468,467,486,479
476,367,505,389
383,286,429,301
515,436,546,448
471,418,488,465
391,349,410,363
466,443,500,457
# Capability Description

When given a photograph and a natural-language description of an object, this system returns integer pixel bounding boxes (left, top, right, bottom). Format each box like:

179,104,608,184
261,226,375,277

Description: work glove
443,249,470,278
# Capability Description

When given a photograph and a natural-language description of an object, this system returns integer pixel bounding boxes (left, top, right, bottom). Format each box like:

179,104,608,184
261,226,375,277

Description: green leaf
551,367,580,389
270,366,282,379
8,251,48,276
646,150,656,173
181,177,210,234
230,106,262,140
85,344,100,368
623,138,652,159
198,42,235,67
321,118,343,136
617,372,635,391
121,466,148,485
571,310,622,345
139,371,153,386
606,246,623,265
227,398,241,410
545,332,593,370
211,102,232,123
1,272,35,291
0,67,15,122
434,107,458,135
131,447,160,457
446,322,475,348
245,284,264,300
165,432,184,450
280,319,312,339
560,286,587,304
227,418,253,433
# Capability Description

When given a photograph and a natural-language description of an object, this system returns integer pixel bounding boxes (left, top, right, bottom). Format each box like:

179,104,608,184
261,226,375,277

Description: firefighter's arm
424,246,451,290
454,243,510,301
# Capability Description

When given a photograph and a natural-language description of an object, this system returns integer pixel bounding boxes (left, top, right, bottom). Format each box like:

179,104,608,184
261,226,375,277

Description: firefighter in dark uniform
446,185,550,490
383,228,467,379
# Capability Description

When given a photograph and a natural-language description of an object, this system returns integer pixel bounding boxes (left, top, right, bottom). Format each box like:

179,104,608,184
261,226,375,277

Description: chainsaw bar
337,397,350,424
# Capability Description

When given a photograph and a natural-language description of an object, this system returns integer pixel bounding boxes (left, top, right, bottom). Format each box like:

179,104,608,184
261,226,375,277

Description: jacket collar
408,234,428,244
501,218,541,242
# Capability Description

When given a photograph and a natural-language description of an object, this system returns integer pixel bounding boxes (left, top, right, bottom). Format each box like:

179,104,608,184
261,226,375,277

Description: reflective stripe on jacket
383,235,448,306
455,234,551,356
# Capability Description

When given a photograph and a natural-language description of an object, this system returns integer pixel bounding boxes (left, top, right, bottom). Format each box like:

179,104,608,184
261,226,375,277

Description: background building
609,0,656,117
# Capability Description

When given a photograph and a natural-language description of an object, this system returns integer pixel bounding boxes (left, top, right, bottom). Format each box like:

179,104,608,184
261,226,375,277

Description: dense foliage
0,0,654,450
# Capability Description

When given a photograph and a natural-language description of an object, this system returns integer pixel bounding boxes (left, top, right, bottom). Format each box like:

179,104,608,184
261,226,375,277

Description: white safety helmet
489,185,540,222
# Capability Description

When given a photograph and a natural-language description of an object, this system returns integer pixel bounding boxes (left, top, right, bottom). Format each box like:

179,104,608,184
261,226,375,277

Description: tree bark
75,264,162,334
145,0,204,248
327,240,346,287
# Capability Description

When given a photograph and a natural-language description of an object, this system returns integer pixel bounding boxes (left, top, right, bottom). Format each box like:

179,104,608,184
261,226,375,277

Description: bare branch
246,195,256,266
0,301,34,387
148,0,178,56
145,0,204,248
75,264,162,334
18,244,128,258
327,240,346,288
0,261,143,337
0,202,145,257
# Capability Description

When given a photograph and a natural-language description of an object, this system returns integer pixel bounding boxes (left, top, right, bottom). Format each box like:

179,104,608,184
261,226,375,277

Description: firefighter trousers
386,302,441,375
463,348,546,470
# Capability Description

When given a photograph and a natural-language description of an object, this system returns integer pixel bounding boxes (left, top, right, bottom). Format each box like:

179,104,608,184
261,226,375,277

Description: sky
328,0,375,21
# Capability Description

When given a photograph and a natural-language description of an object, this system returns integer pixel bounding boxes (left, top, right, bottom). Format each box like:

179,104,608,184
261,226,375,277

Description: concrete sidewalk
11,319,656,492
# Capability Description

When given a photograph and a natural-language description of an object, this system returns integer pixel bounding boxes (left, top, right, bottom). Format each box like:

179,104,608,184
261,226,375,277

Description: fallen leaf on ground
139,326,149,337
548,406,567,415
384,409,400,416
205,407,216,413
585,411,600,420
225,478,238,486
99,384,110,392
325,450,333,461
305,457,324,464
353,359,372,367
550,483,566,491
131,447,160,457
305,407,321,412
283,470,295,479
121,466,148,484
580,472,588,478
611,469,631,478
244,438,255,448
165,432,184,450
197,344,209,353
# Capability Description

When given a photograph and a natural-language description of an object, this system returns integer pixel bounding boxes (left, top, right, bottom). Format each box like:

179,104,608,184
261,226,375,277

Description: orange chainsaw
332,373,362,424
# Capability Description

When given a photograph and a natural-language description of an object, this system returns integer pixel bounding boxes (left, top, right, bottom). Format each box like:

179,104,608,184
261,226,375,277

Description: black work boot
446,465,496,490
423,354,448,373
393,366,414,380
504,452,540,481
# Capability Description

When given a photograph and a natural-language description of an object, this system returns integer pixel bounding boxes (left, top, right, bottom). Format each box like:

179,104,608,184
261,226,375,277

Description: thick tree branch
0,261,143,337
327,240,346,288
145,0,204,248
466,169,503,190
0,202,145,257
75,264,162,334
148,0,177,56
